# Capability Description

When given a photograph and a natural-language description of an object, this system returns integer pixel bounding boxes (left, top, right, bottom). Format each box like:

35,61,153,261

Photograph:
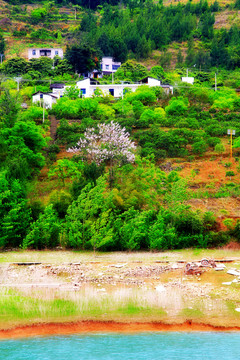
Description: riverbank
1,250,240,338
1,320,240,339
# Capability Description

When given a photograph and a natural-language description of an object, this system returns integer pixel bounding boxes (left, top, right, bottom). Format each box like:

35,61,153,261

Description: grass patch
180,307,204,318
1,249,240,265
0,287,168,326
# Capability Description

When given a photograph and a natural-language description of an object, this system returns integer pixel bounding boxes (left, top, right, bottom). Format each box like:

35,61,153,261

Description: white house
32,92,58,109
50,83,65,97
75,77,173,98
181,77,194,85
100,57,121,75
28,48,64,60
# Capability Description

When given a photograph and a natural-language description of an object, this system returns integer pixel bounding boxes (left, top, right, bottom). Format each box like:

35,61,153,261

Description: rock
111,263,127,268
222,282,232,285
97,288,106,292
156,284,166,292
235,308,240,312
171,264,179,269
227,270,240,276
215,267,225,271
218,263,226,268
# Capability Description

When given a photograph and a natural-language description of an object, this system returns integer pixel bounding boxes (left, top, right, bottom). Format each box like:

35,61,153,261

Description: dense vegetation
1,0,240,72
1,73,240,250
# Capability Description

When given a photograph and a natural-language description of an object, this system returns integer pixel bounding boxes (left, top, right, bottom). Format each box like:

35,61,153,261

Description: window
81,88,86,95
105,64,109,70
109,89,114,96
112,65,120,70
55,50,59,55
32,49,36,55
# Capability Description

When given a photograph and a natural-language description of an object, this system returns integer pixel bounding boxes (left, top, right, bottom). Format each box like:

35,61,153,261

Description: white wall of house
75,78,173,98
100,57,121,73
181,77,194,85
144,77,162,86
76,78,140,98
28,48,64,60
52,88,65,97
32,93,57,109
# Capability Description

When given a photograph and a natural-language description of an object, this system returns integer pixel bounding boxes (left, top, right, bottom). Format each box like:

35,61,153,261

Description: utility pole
43,101,45,123
227,129,235,160
0,54,4,64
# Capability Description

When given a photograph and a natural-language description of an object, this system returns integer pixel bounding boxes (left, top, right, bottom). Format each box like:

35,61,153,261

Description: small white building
50,83,65,97
32,92,58,109
74,77,173,98
181,77,194,85
100,57,121,75
28,48,64,60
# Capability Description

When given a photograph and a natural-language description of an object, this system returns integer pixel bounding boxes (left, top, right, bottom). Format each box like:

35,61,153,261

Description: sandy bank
1,321,240,339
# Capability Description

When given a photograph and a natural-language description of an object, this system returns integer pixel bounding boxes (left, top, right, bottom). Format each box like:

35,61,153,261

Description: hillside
0,0,240,69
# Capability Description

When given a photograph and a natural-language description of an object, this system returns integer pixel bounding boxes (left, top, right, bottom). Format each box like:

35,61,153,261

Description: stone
222,282,232,285
227,270,240,276
156,284,166,292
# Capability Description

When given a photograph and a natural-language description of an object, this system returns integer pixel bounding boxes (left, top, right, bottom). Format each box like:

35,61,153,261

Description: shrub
226,171,235,177
165,96,189,116
207,137,221,147
50,190,72,219
192,140,208,155
125,86,156,105
20,106,46,123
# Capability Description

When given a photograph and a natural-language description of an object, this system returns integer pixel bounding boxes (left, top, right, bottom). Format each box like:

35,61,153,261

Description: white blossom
67,121,136,165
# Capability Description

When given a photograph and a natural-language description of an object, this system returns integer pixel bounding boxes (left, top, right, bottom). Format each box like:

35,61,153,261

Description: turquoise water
1,332,240,360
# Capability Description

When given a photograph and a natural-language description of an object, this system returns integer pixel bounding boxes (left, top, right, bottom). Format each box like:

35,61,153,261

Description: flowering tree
68,121,136,164
67,121,136,186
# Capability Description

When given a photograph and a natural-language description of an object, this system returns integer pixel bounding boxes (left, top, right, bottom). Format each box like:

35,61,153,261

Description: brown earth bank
1,320,240,340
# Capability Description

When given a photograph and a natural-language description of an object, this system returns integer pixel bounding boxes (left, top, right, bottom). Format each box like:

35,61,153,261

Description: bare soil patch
1,320,240,340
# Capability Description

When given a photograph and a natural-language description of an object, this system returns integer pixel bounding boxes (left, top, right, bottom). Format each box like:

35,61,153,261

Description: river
1,332,240,360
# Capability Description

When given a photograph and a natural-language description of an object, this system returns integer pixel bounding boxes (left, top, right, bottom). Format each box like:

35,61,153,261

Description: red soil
0,321,240,340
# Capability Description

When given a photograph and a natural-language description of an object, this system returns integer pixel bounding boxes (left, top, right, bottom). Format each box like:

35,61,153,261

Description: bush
125,86,156,105
20,106,46,123
165,96,189,116
226,171,235,177
50,190,72,219
192,140,208,155
214,143,225,154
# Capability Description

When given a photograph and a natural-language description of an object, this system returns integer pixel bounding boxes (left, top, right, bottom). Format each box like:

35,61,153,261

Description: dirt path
49,115,59,143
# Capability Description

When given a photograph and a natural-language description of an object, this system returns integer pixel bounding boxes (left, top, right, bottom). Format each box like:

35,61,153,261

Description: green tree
22,205,60,249
165,96,189,116
0,171,31,248
2,57,29,76
0,89,20,128
48,158,84,185
65,44,98,73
